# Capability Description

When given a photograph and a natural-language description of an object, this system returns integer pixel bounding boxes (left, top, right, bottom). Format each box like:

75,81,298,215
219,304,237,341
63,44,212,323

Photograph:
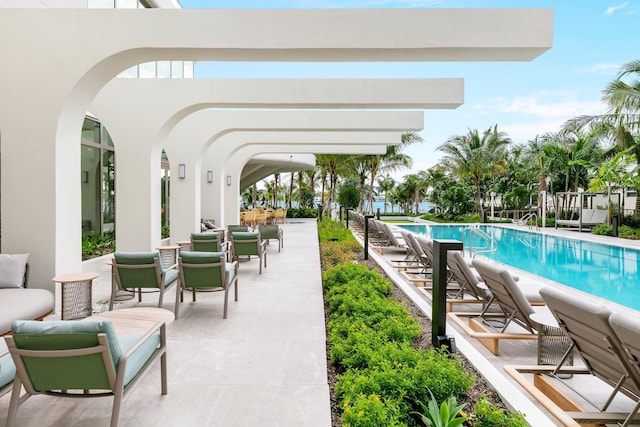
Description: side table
93,307,174,334
52,272,100,320
156,245,180,270
176,240,192,251
530,311,574,367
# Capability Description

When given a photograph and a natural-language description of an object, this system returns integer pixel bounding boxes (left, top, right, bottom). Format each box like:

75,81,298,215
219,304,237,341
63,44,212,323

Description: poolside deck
369,220,640,426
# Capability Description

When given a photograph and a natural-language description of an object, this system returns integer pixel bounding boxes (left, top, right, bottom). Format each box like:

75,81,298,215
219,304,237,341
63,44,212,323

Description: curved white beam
0,7,552,287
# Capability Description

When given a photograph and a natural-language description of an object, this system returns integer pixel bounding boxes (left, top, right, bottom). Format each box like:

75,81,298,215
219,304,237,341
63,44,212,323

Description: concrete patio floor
0,218,331,427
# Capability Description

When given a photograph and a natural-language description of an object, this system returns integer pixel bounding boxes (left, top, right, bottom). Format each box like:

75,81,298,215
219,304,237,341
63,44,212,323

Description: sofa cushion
0,253,29,288
0,289,54,335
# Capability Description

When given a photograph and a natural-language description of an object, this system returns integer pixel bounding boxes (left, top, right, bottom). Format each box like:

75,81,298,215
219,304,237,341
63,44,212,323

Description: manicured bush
287,207,318,218
82,231,115,260
323,261,475,426
592,223,613,236
318,217,358,243
320,240,361,270
318,219,523,426
467,396,528,427
341,394,407,427
618,225,640,239
622,214,640,228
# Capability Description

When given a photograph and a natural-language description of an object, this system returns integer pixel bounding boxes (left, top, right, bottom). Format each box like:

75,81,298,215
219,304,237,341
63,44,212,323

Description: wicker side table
52,272,100,320
530,311,574,366
156,245,180,270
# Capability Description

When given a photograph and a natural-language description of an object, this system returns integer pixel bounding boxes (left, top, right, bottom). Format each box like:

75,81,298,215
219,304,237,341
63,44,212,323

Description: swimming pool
398,224,640,311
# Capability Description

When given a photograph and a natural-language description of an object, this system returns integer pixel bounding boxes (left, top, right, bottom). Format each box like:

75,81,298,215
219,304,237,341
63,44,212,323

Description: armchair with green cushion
227,224,249,234
176,251,239,319
3,319,167,427
111,252,179,312
230,231,267,274
258,224,283,252
190,232,228,253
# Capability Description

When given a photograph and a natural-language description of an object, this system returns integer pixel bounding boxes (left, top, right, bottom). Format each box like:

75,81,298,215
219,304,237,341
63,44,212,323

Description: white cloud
605,1,628,15
579,63,621,76
475,95,606,120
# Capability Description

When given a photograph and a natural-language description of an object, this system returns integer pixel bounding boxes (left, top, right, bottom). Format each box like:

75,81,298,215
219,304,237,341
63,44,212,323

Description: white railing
517,212,539,230
461,225,498,258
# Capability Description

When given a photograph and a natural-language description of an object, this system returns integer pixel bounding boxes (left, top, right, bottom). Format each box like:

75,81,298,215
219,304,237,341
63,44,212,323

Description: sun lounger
556,208,608,231
446,258,551,355
504,286,640,426
371,221,409,255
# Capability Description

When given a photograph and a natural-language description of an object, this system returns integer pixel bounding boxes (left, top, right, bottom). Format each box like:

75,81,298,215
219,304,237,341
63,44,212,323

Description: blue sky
179,0,639,181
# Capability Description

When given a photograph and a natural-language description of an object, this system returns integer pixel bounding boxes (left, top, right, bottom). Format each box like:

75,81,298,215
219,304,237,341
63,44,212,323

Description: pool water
399,224,640,311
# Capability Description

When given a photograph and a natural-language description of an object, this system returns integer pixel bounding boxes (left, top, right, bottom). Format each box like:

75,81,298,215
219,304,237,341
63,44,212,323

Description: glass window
82,118,100,144
102,127,114,147
139,62,156,78
81,145,101,236
157,61,171,79
102,150,116,233
184,61,194,78
171,61,183,78
117,65,138,78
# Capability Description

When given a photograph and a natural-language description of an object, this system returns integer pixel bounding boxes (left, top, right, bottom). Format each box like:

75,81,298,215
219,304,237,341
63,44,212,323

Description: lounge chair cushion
0,253,29,288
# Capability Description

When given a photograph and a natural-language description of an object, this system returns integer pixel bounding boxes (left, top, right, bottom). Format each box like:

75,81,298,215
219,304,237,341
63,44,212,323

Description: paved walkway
0,218,331,427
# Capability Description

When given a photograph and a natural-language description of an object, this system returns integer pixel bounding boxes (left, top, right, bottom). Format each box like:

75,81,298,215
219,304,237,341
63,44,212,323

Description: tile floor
0,218,330,427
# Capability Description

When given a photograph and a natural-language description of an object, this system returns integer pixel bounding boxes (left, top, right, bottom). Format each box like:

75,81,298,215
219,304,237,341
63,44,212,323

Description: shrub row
323,262,474,426
318,219,529,426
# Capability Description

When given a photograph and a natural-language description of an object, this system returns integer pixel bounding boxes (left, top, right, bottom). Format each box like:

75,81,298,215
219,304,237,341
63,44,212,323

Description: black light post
345,208,353,228
363,214,374,260
432,239,463,353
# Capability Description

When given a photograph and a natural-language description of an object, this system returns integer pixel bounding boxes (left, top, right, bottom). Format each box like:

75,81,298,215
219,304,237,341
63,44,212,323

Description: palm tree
566,58,640,213
377,174,395,214
437,125,511,217
367,131,421,210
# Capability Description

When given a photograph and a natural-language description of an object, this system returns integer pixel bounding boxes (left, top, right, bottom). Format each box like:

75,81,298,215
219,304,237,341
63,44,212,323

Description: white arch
90,78,453,252
0,8,552,287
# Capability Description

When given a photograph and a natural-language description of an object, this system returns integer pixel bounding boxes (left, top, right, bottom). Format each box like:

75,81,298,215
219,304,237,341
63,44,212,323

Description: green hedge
317,219,528,426
323,262,474,426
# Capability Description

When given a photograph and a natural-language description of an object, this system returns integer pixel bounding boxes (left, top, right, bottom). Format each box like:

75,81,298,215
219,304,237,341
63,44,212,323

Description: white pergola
0,8,553,287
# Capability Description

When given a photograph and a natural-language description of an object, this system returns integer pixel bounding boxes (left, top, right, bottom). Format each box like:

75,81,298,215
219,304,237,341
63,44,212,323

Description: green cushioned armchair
190,232,228,253
230,231,268,274
176,251,239,319
258,224,283,252
111,252,179,312
4,319,167,427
